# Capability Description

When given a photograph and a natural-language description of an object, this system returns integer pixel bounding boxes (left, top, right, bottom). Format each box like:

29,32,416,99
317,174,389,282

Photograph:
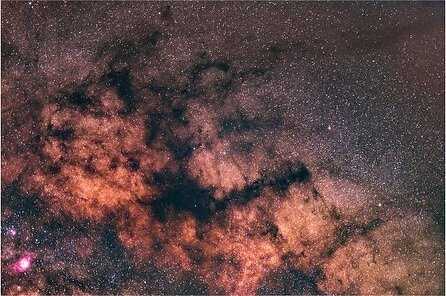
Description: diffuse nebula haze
1,2,444,295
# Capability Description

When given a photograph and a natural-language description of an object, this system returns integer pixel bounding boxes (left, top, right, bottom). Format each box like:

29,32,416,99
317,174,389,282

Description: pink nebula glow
11,252,35,273
7,228,17,237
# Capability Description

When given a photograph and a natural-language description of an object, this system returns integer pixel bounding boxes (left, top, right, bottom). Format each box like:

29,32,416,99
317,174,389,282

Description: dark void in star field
1,2,444,295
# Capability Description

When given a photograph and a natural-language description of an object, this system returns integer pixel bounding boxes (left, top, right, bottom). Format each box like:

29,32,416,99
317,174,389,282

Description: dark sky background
1,2,444,295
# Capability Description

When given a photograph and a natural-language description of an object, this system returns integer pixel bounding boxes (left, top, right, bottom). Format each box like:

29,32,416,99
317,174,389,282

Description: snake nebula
1,2,444,295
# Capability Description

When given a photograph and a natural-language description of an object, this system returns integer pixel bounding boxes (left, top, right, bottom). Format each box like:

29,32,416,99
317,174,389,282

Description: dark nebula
1,2,444,295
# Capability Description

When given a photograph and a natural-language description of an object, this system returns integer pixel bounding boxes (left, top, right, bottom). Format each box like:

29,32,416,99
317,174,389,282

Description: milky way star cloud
1,2,444,295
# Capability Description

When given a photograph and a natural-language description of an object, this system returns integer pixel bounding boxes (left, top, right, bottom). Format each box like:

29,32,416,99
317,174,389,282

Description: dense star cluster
1,2,444,295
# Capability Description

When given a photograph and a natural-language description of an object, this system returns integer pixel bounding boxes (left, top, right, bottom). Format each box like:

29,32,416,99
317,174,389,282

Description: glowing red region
11,252,35,273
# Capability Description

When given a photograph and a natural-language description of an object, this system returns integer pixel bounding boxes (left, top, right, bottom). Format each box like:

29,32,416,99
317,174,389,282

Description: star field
1,2,444,295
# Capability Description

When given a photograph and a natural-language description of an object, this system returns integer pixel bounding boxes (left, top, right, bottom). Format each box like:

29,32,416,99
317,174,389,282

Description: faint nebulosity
1,2,444,295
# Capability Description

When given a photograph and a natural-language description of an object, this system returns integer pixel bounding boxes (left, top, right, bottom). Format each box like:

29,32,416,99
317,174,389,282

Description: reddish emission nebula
1,2,445,295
